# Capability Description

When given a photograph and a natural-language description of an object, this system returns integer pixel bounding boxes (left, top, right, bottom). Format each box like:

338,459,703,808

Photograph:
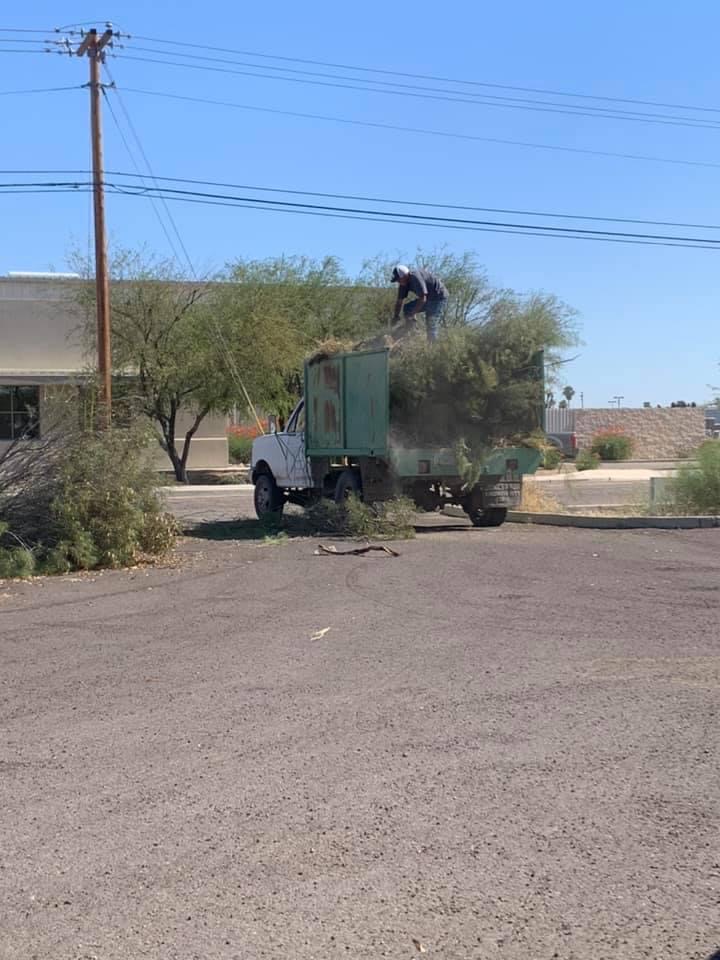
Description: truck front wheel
254,472,285,519
334,469,362,503
467,507,508,527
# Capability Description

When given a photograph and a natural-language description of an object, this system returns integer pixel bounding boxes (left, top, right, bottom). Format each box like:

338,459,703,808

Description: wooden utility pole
76,27,113,425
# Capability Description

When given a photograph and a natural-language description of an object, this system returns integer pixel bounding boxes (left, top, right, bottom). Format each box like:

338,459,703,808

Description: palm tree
562,385,575,407
545,390,556,409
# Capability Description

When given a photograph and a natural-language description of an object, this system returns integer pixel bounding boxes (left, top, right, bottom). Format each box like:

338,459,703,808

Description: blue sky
1,0,718,407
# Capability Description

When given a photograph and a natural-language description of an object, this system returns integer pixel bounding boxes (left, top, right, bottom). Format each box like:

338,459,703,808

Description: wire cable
102,62,195,277
99,170,720,233
121,44,720,128
129,33,720,117
102,81,187,268
7,169,720,232
119,86,720,174
104,184,720,251
112,53,720,131
0,84,83,96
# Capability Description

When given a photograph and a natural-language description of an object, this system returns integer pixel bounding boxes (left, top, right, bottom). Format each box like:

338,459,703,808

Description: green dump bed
305,348,542,478
305,349,389,458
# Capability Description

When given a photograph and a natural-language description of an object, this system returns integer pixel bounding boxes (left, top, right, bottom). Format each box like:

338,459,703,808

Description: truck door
274,401,311,488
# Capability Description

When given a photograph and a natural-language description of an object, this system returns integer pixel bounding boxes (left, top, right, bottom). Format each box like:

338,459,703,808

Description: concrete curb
444,505,719,529
507,511,720,530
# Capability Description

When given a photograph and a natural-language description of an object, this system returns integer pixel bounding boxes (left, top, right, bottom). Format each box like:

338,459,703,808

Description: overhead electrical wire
4,177,706,248
118,86,720,173
6,168,720,232
120,44,720,128
111,52,720,131
0,26,54,33
103,184,720,251
0,84,82,96
128,33,720,117
103,62,195,275
102,85,188,269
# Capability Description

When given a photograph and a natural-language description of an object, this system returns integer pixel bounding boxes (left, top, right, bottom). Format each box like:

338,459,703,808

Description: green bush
47,428,178,569
591,430,633,461
576,449,600,471
665,441,720,515
0,525,36,578
228,433,253,464
0,427,178,577
542,446,563,470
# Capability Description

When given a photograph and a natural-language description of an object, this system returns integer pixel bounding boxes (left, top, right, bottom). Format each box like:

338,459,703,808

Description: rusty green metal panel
305,349,389,457
389,445,542,479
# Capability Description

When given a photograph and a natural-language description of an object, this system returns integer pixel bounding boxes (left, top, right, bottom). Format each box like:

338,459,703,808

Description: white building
0,275,229,469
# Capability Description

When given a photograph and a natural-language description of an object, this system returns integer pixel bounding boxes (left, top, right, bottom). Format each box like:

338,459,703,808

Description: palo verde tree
75,248,297,482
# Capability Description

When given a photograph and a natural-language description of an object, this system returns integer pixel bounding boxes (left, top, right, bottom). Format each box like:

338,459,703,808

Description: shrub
664,441,720,515
542,446,563,470
228,424,264,464
591,429,633,461
576,449,600,471
0,425,178,577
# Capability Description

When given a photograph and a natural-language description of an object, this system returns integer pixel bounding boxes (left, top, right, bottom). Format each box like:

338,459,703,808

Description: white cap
391,264,410,281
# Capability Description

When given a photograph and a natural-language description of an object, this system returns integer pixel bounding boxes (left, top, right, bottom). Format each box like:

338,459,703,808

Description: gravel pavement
1,519,719,960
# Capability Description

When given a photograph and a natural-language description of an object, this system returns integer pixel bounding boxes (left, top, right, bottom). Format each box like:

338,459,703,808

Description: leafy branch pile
388,293,577,450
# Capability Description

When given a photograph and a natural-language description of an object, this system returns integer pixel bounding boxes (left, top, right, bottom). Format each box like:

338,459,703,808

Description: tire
468,507,507,528
334,468,362,504
254,471,284,519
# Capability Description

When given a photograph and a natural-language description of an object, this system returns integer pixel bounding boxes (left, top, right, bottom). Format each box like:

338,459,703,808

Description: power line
100,181,720,245
129,33,720,117
0,26,53,33
121,44,720,128
0,84,83,96
2,178,718,250
102,62,195,275
119,86,720,174
112,53,720,131
101,85,187,268
98,170,720,232
104,183,720,251
7,167,720,231
0,37,53,44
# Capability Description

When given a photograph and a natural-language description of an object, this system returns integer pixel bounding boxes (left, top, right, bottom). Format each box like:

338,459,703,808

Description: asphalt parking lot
1,518,718,959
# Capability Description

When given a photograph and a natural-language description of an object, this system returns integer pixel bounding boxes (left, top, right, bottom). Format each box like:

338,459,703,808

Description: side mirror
268,414,277,434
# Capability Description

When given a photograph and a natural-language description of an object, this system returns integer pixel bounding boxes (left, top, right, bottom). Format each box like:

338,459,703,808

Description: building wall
0,278,229,469
575,408,706,459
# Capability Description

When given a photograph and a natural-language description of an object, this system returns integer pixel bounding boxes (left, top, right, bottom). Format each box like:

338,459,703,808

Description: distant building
0,275,228,469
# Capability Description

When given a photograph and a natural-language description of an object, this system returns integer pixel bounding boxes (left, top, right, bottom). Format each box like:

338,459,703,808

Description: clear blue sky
2,0,718,407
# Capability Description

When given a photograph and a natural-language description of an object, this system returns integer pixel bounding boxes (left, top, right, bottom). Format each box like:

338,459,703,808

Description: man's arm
407,293,427,318
392,284,408,320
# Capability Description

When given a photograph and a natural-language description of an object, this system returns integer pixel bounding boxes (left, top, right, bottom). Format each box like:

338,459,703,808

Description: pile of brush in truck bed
308,323,545,449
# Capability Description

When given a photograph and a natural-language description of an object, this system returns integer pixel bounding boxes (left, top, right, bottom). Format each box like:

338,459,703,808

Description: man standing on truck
391,264,449,342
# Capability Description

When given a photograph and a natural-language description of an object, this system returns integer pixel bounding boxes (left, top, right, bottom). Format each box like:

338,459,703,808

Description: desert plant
576,449,601,471
591,429,633,461
227,424,263,464
0,422,178,577
542,446,563,470
664,441,720,514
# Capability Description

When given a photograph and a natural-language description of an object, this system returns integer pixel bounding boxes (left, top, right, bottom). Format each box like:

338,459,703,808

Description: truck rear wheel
334,469,362,503
254,472,285,519
467,507,507,527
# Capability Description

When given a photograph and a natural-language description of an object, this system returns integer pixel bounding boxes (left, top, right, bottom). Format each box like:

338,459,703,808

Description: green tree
562,384,576,406
76,249,298,482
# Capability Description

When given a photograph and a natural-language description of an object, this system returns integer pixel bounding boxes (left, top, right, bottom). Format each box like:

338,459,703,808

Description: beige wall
0,278,228,469
575,408,706,459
